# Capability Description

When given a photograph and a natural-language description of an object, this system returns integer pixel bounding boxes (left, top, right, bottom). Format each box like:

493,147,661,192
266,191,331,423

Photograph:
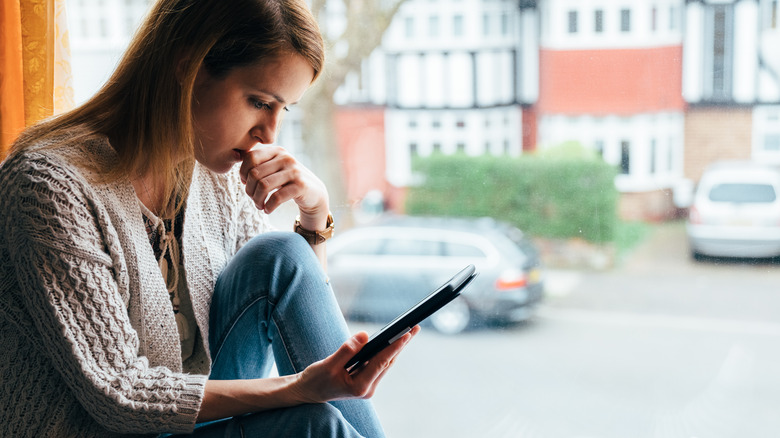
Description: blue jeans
171,232,385,438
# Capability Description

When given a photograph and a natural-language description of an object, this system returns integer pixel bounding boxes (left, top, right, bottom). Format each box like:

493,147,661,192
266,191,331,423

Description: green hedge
405,153,619,243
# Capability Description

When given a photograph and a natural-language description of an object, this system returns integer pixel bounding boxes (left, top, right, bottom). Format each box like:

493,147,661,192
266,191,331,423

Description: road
356,222,780,438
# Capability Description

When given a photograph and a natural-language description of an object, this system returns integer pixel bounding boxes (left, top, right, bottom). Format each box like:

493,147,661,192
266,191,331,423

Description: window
453,14,464,37
650,139,657,174
568,10,578,34
64,3,778,438
709,5,734,100
651,6,657,32
620,140,631,174
594,9,604,33
594,139,605,157
765,134,780,151
381,238,440,256
670,5,679,30
443,242,486,257
621,8,631,32
709,183,777,203
428,16,439,38
405,16,415,38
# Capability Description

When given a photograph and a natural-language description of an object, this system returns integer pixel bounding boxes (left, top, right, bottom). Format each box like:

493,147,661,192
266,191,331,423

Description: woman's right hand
291,326,421,404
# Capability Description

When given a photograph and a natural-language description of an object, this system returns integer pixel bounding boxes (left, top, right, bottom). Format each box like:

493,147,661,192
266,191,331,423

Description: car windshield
708,183,777,203
57,1,780,437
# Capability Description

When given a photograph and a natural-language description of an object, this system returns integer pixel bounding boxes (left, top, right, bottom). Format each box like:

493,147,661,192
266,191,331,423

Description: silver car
686,161,780,259
327,215,544,334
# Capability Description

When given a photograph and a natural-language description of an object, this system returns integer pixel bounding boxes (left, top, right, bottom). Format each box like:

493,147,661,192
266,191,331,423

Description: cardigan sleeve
0,153,206,435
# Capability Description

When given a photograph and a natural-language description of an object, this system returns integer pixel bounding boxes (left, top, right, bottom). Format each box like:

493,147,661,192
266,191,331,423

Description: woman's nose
252,112,282,144
252,124,276,145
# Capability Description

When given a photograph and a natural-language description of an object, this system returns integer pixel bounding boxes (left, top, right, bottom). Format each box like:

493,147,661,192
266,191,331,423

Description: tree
301,0,406,222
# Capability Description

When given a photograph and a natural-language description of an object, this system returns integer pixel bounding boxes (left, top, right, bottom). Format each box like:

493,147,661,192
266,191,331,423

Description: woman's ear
175,52,194,85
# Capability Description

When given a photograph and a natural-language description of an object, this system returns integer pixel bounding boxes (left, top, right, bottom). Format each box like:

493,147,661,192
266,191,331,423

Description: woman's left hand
239,146,329,226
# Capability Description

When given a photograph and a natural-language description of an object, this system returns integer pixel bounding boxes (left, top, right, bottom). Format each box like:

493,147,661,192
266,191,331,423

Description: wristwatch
294,213,335,245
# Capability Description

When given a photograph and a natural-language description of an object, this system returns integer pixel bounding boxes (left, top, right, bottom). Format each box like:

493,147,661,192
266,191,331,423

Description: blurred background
6,0,780,436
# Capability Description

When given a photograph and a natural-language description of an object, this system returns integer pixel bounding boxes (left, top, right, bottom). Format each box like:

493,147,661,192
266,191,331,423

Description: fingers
239,146,327,215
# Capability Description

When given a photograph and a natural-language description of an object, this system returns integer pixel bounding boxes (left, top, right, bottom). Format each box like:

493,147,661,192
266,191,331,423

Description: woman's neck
133,173,168,217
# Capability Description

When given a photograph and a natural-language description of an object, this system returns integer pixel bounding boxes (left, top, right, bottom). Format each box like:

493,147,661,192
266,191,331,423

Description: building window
620,140,631,174
594,139,605,158
456,119,465,128
483,13,491,36
651,7,657,32
594,9,604,33
405,17,415,38
433,142,442,154
620,8,631,32
710,5,734,100
650,139,657,174
410,143,419,157
568,10,578,34
429,16,440,38
501,13,510,36
409,119,417,129
503,140,510,155
670,5,679,30
432,118,441,128
457,142,466,153
453,15,464,37
765,134,780,151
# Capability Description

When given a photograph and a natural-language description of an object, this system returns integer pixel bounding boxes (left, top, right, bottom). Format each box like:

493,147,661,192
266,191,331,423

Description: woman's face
191,52,314,173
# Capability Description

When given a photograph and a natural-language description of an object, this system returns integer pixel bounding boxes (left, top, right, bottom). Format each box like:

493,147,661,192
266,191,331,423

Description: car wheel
430,296,471,335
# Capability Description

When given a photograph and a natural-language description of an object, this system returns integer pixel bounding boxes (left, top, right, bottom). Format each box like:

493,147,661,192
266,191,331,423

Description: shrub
406,152,619,243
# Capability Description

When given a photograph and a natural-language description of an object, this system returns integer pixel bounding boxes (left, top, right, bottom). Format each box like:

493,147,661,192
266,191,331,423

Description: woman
0,0,418,436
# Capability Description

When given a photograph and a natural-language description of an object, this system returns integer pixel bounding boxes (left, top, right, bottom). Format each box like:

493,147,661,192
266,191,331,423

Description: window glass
621,8,631,32
443,242,486,257
709,183,777,203
62,1,780,437
568,10,578,33
380,238,440,256
338,239,384,256
594,9,604,33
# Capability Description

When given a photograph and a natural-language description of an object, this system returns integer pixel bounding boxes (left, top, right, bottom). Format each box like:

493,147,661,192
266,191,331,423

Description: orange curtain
0,0,73,160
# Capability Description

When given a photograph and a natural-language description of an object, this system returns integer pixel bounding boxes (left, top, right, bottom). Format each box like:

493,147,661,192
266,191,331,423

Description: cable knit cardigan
0,132,272,437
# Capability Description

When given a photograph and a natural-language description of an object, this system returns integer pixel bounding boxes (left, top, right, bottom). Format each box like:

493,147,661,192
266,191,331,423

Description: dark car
327,215,544,334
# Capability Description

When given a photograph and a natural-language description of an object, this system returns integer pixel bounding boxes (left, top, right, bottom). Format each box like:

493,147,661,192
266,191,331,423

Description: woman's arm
198,328,419,422
238,146,331,270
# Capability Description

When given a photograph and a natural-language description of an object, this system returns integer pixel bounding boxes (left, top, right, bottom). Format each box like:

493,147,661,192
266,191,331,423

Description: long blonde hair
12,0,324,215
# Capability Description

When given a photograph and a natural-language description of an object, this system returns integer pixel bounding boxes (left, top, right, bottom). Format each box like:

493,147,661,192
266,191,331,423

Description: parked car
327,215,544,334
686,161,780,259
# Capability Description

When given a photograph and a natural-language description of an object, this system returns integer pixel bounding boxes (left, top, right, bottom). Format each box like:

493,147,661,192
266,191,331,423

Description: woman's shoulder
1,128,113,184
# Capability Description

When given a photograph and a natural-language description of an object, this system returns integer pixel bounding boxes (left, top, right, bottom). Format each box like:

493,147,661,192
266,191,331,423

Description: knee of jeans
243,232,315,265
287,403,363,437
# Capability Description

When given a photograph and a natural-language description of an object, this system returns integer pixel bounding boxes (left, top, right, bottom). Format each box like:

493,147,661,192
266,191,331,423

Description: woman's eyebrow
253,88,299,106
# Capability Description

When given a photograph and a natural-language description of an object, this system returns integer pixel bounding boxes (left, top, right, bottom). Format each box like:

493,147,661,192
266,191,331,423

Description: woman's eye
251,99,271,110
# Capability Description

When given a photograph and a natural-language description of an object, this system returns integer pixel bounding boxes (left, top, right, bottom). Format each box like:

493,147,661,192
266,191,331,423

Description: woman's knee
235,403,363,438
284,403,363,438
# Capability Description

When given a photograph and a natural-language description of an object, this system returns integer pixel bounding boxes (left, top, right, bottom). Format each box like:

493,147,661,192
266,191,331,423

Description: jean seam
270,309,300,373
211,294,269,365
